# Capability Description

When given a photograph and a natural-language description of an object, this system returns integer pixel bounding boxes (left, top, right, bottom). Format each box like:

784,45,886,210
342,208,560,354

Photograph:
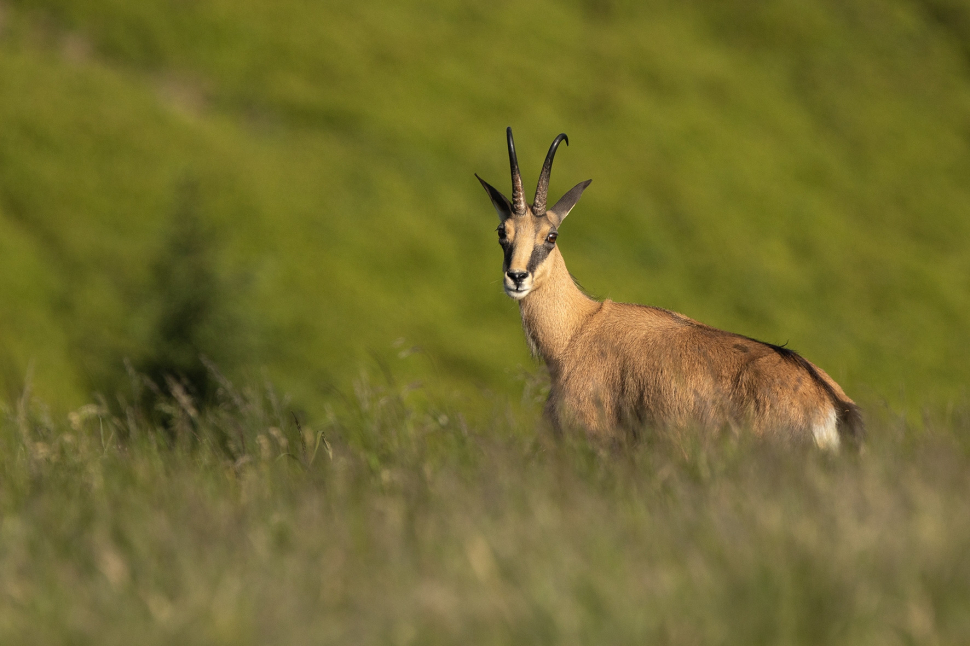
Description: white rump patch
812,406,840,451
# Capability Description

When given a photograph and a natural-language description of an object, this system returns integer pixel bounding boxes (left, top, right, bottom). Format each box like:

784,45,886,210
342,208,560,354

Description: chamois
476,128,863,449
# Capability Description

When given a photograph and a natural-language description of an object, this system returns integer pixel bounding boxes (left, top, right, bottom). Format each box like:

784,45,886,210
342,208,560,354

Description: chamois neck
519,248,600,367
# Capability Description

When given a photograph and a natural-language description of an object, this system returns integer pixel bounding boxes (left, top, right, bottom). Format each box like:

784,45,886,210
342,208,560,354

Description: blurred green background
1,0,969,416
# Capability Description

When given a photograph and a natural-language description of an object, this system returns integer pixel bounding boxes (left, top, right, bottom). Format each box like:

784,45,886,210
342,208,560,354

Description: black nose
506,270,528,284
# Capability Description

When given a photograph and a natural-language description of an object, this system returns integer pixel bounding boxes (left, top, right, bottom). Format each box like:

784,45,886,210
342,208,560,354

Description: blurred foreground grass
2,371,969,645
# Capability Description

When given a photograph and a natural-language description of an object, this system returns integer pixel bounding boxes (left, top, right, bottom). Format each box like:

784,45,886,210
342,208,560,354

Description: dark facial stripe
527,242,553,273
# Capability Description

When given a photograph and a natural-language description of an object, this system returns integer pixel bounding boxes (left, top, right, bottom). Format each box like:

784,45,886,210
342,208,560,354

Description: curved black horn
533,133,569,215
507,127,526,215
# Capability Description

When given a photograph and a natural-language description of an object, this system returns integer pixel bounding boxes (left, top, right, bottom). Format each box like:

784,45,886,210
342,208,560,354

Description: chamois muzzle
506,270,529,285
504,269,534,300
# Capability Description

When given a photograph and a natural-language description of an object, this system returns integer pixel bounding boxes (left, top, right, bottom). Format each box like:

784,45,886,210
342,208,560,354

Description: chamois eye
546,232,558,244
497,226,507,241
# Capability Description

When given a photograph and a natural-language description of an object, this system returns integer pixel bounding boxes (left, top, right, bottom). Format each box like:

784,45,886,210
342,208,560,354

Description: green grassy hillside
2,0,970,415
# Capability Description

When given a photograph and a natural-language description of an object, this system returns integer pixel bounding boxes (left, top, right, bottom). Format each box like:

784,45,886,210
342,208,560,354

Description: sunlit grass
2,371,968,645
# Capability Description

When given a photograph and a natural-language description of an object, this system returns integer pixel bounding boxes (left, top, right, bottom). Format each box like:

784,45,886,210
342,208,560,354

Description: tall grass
2,371,969,645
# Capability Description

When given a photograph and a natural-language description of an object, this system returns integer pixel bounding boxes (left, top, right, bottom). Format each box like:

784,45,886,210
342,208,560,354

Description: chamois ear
546,179,592,226
476,174,514,221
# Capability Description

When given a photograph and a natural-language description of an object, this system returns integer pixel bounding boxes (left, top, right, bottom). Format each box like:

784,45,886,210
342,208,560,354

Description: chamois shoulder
593,299,698,330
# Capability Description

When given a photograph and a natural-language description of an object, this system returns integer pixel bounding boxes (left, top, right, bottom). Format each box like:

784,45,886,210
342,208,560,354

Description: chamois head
476,128,592,300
